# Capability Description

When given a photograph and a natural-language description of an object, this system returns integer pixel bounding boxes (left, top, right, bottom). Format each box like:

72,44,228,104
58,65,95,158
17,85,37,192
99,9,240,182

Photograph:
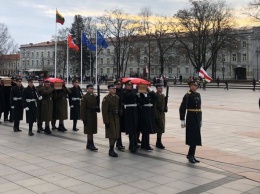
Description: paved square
0,83,259,193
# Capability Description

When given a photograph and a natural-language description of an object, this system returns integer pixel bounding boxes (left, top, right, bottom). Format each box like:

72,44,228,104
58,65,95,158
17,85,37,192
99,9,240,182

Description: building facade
0,53,20,76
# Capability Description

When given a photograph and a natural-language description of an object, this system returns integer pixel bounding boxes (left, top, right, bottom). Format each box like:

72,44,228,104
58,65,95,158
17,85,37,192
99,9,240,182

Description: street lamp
256,47,260,81
222,55,225,81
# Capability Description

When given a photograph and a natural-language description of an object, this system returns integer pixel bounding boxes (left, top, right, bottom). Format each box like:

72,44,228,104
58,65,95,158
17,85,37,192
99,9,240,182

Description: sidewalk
0,85,259,193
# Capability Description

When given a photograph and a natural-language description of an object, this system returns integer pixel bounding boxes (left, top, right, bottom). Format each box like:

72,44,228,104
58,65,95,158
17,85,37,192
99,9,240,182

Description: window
27,52,30,57
41,52,43,57
107,49,110,54
232,54,237,62
151,67,154,74
186,67,189,74
113,68,116,73
107,67,110,74
36,52,39,58
47,60,50,65
100,68,103,74
169,67,172,74
27,60,29,65
100,58,103,64
32,60,34,66
48,51,50,58
144,57,147,63
242,41,247,48
36,60,38,66
107,58,110,64
32,52,34,58
242,54,247,61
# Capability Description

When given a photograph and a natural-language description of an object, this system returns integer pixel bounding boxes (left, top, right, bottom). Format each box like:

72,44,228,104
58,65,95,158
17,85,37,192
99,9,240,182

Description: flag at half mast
56,10,65,25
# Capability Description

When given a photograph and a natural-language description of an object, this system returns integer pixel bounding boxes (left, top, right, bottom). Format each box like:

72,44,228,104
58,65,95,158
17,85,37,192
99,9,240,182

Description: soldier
122,80,138,153
22,78,39,136
115,80,125,150
179,81,202,164
80,84,99,151
10,78,23,132
0,80,4,124
41,80,53,134
36,78,44,133
52,84,71,132
139,85,157,150
102,84,120,157
69,79,83,131
154,84,167,149
3,77,16,122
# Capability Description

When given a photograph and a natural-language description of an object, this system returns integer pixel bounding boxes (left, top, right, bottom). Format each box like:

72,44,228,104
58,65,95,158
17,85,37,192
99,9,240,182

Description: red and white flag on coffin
199,67,213,82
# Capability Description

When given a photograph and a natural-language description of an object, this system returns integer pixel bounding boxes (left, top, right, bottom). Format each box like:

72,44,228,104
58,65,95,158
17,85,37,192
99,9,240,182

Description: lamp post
222,57,225,81
256,47,260,81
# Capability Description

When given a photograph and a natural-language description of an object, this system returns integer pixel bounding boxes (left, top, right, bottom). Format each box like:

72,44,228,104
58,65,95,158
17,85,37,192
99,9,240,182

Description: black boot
28,131,34,136
73,120,79,131
86,140,90,149
193,156,200,163
61,124,67,131
13,127,18,132
156,138,165,149
116,138,125,151
90,140,98,151
109,146,118,157
58,124,65,132
129,135,136,153
44,126,52,134
187,155,196,164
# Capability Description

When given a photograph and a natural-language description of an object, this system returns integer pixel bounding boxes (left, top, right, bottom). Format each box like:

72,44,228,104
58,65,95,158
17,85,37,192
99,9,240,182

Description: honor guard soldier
22,79,39,136
154,84,167,149
115,80,125,150
36,78,44,133
179,81,202,164
0,80,4,124
41,80,53,134
122,80,139,153
138,84,157,150
10,78,23,132
102,84,120,157
3,77,16,122
52,83,71,132
80,84,99,151
69,79,83,131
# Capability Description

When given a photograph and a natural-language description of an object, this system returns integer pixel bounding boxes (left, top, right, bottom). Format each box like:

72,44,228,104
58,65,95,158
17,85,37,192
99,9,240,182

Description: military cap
125,80,132,85
155,83,163,88
72,79,78,83
27,78,34,82
86,84,94,88
107,84,116,89
114,80,121,85
16,78,22,82
188,80,198,86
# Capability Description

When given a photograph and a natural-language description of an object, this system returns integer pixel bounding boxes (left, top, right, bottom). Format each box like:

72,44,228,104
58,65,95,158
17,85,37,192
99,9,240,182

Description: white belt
72,98,81,101
124,104,137,109
13,97,22,101
26,99,36,102
143,103,153,107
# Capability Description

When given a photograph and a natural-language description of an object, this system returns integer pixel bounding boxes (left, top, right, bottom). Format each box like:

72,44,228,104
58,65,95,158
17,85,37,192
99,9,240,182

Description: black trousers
188,145,196,156
141,133,150,148
14,120,20,129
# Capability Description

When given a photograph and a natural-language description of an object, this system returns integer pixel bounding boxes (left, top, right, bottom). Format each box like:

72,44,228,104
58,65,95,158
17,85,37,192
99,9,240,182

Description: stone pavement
0,84,259,194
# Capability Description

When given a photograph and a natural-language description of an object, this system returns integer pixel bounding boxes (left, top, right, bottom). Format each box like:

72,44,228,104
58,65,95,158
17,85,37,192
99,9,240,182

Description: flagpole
95,30,98,86
55,8,57,78
66,35,69,84
81,30,83,88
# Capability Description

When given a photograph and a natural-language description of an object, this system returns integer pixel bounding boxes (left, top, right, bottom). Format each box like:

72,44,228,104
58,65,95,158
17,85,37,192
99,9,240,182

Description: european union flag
97,31,108,49
82,33,96,51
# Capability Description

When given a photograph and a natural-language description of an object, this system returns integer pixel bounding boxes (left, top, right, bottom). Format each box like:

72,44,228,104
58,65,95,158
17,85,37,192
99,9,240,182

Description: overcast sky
0,0,256,47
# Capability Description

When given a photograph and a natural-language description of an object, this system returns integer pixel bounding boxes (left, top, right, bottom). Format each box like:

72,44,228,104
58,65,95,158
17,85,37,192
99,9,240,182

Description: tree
99,9,139,78
245,0,260,21
175,0,234,79
0,23,18,55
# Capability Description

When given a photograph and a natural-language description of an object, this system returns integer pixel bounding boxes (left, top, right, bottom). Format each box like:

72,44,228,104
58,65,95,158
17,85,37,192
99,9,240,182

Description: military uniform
3,80,16,122
80,85,99,151
0,83,4,123
36,82,44,132
69,85,83,131
179,81,202,163
22,84,38,136
102,84,120,157
41,83,53,134
10,81,23,132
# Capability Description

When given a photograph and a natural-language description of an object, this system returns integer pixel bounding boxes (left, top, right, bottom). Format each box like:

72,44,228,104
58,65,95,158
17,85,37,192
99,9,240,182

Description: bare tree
99,9,139,78
0,23,18,55
175,0,234,79
245,0,260,21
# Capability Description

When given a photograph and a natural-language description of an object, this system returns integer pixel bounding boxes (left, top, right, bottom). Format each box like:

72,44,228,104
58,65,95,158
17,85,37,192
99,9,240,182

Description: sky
0,0,258,47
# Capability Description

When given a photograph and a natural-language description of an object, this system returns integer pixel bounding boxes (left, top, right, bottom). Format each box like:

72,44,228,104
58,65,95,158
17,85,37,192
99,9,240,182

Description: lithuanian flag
56,10,65,25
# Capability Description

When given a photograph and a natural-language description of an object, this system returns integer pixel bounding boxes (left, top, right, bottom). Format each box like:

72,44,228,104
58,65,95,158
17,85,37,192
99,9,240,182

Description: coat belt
26,99,36,102
13,97,22,101
143,103,153,107
187,109,201,112
72,98,81,101
124,104,137,109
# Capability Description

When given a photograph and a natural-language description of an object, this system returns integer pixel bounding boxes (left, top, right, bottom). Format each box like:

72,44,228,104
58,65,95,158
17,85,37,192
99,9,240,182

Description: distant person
216,76,220,87
202,79,206,90
174,77,177,87
224,80,229,90
253,78,256,91
179,75,183,84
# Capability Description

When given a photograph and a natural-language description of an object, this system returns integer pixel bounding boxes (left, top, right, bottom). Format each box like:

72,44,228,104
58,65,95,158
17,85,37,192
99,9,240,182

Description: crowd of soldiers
0,77,202,164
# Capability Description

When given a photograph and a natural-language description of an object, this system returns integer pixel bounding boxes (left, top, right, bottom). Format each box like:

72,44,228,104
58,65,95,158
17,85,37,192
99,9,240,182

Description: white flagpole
55,9,57,78
95,30,98,86
66,35,69,84
81,31,83,88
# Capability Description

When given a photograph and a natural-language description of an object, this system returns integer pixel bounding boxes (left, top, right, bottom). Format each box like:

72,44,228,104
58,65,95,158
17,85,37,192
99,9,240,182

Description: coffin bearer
41,80,53,134
69,79,83,131
80,84,98,151
52,83,71,132
0,80,4,123
102,84,120,157
22,79,39,136
10,78,23,132
3,77,16,122
36,78,44,133
179,81,202,164
154,84,167,149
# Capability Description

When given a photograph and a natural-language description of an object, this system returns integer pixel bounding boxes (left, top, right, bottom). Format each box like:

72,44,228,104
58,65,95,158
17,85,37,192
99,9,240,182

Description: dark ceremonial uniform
22,86,38,136
41,85,53,134
3,81,16,121
0,84,4,121
69,85,83,131
139,91,157,150
36,84,44,132
122,88,138,152
10,84,23,132
179,90,202,161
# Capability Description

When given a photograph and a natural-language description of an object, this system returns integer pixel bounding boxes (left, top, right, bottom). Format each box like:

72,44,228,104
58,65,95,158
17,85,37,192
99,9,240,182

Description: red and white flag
199,67,213,82
68,35,79,51
145,66,149,74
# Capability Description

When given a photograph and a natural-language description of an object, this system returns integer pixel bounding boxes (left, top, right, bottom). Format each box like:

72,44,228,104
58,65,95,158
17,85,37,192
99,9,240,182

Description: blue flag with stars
82,32,96,51
97,31,108,48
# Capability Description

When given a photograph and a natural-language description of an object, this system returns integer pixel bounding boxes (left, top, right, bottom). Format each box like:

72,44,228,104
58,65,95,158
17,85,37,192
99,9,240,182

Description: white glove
181,120,186,128
13,97,17,101
25,107,29,111
38,96,42,100
133,84,137,89
70,105,74,108
147,86,153,92
11,106,14,109
122,84,125,89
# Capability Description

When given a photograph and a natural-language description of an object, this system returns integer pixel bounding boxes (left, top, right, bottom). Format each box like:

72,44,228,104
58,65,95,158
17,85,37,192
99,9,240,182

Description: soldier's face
87,87,94,93
45,83,50,87
73,81,79,87
28,81,34,87
190,84,198,92
16,81,21,86
125,84,132,90
116,83,121,89
109,88,116,94
156,87,163,93
38,81,43,86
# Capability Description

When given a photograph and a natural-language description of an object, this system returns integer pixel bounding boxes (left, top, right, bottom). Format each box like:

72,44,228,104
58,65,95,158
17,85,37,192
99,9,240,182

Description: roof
0,54,20,60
